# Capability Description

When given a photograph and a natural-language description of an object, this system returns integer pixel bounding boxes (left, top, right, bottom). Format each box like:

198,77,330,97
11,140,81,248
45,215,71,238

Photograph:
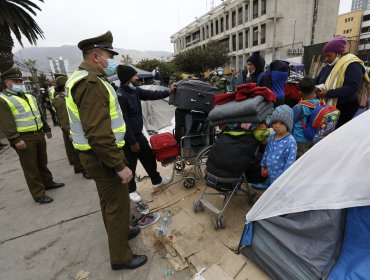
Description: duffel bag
150,132,180,163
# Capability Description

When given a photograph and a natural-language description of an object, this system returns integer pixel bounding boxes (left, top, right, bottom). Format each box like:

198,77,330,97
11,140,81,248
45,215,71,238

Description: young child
292,77,320,158
260,105,297,184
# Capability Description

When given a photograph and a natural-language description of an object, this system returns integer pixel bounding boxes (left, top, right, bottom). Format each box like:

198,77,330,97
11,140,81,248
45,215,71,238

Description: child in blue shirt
292,77,320,158
260,105,297,184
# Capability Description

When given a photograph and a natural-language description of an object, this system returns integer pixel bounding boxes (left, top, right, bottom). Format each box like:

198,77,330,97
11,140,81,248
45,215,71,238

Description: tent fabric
241,210,345,280
328,206,370,280
245,109,370,224
139,85,176,133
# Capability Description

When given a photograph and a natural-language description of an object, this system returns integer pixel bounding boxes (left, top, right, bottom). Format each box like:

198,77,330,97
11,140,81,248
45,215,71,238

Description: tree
120,54,133,65
25,59,40,92
0,0,45,73
135,59,181,84
173,40,229,76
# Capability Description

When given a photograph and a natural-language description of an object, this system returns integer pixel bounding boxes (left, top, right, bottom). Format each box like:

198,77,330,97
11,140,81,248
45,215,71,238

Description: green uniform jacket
0,89,51,145
70,62,126,172
52,92,70,134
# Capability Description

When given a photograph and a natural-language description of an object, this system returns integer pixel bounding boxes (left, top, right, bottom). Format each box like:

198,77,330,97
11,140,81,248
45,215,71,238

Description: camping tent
108,64,153,82
239,110,370,279
139,85,176,133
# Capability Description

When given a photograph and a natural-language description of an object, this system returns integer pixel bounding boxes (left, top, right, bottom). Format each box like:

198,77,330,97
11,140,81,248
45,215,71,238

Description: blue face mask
11,84,26,93
128,83,136,90
99,55,117,77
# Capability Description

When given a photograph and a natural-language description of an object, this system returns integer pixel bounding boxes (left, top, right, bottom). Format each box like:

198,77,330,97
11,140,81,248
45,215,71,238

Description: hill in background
13,45,173,75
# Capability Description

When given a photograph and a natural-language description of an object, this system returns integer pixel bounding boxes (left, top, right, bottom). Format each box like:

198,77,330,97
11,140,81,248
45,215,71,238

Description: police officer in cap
0,68,65,204
65,31,147,270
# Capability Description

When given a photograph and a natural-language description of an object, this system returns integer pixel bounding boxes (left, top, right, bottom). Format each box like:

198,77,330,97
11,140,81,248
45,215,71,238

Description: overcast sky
14,0,352,53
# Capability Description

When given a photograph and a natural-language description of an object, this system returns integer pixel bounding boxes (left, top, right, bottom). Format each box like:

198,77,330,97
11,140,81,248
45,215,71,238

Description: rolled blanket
210,103,273,126
209,96,271,121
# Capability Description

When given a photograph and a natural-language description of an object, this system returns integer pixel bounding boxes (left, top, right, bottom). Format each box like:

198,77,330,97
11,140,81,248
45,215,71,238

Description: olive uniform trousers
15,132,54,200
79,150,133,264
63,133,82,169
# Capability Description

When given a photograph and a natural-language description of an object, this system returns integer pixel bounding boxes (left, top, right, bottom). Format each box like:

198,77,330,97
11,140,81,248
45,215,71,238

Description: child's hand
261,167,268,177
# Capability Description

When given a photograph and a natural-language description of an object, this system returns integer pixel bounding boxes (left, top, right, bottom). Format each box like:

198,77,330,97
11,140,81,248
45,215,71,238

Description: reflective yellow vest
65,70,126,151
0,91,43,132
49,86,55,101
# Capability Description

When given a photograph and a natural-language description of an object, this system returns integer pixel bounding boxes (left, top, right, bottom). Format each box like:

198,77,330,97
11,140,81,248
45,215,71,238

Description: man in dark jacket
246,51,266,84
116,65,176,203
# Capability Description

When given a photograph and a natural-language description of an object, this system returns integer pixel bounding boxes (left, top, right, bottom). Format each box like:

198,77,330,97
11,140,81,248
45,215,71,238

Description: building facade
336,10,363,54
171,0,340,71
358,10,370,62
352,0,370,11
47,57,71,76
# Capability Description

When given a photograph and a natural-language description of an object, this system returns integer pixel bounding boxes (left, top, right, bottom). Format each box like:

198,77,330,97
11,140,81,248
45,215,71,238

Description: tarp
245,109,370,223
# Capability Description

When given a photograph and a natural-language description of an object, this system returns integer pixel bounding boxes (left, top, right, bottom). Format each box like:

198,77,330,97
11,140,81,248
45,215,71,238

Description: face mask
128,83,136,90
11,84,26,93
329,55,340,66
99,55,117,77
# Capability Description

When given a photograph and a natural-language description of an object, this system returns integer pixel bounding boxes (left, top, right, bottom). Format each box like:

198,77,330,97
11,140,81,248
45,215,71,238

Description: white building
47,57,71,76
358,9,370,62
171,0,340,71
352,0,370,11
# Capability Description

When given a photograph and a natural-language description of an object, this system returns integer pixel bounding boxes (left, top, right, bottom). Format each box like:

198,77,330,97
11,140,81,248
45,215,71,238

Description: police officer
49,73,67,102
0,68,65,204
65,31,147,270
51,76,89,178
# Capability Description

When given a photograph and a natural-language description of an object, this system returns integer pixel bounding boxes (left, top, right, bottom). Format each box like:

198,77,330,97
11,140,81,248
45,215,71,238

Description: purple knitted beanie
323,36,347,54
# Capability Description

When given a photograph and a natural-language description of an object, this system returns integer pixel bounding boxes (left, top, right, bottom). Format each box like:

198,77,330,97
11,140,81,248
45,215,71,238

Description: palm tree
0,0,45,73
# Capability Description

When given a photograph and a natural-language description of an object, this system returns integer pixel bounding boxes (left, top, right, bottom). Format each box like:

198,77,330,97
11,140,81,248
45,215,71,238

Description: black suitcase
169,80,222,113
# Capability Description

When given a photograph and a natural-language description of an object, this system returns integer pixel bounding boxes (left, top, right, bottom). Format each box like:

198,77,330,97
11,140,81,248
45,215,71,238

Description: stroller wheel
183,177,196,189
175,160,185,171
213,216,225,230
193,200,203,213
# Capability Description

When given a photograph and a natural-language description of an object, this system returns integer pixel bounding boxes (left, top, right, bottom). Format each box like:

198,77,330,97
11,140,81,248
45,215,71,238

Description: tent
239,110,370,280
108,64,153,82
139,85,176,133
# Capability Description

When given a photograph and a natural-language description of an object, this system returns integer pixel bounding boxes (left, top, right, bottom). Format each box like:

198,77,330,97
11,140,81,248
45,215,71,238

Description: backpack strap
298,100,317,109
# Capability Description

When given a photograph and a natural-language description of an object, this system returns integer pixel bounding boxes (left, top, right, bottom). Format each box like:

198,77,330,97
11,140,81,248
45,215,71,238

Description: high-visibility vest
49,86,55,101
0,91,43,132
65,70,126,151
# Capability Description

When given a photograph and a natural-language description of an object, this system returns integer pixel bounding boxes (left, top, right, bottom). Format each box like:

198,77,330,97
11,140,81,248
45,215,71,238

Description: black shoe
111,255,148,270
35,195,54,204
128,227,141,240
46,182,65,190
74,167,82,174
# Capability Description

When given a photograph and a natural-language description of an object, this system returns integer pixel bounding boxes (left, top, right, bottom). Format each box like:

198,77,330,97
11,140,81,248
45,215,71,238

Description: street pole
292,19,296,49
272,0,278,60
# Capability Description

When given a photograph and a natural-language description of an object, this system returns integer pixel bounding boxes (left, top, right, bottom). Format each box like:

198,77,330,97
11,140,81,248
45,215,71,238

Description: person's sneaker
129,191,142,202
152,177,171,188
136,202,150,215
137,212,161,229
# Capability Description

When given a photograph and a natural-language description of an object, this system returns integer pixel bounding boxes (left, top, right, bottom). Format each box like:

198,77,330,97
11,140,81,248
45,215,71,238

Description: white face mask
128,83,136,90
329,55,340,66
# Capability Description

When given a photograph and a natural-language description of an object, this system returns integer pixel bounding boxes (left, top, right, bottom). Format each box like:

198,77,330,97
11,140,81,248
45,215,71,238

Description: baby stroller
193,129,265,230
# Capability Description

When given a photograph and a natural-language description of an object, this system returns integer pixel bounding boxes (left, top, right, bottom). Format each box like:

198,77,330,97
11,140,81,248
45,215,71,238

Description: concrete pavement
0,126,191,280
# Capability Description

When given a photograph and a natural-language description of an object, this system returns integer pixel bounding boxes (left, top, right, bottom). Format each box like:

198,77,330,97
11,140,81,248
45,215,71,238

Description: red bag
150,132,180,162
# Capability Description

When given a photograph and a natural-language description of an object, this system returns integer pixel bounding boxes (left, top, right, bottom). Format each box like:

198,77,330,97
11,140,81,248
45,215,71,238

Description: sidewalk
0,126,191,280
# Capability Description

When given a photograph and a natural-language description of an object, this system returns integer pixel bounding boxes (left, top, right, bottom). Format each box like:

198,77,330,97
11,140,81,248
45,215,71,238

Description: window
253,0,258,19
245,4,249,22
238,7,243,25
345,18,347,22
245,28,249,48
232,10,236,28
221,17,224,32
232,34,237,51
238,32,243,50
211,22,214,36
261,24,266,44
226,14,229,30
351,17,354,21
253,26,258,46
202,27,205,40
261,0,266,15
206,25,209,39
215,20,219,34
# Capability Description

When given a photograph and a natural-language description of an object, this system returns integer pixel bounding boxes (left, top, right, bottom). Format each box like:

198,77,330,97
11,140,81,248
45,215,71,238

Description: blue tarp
328,206,370,280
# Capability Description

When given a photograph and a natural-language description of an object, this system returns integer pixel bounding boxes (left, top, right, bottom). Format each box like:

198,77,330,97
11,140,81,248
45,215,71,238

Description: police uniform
51,76,88,177
65,31,146,269
49,73,67,102
0,68,65,203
